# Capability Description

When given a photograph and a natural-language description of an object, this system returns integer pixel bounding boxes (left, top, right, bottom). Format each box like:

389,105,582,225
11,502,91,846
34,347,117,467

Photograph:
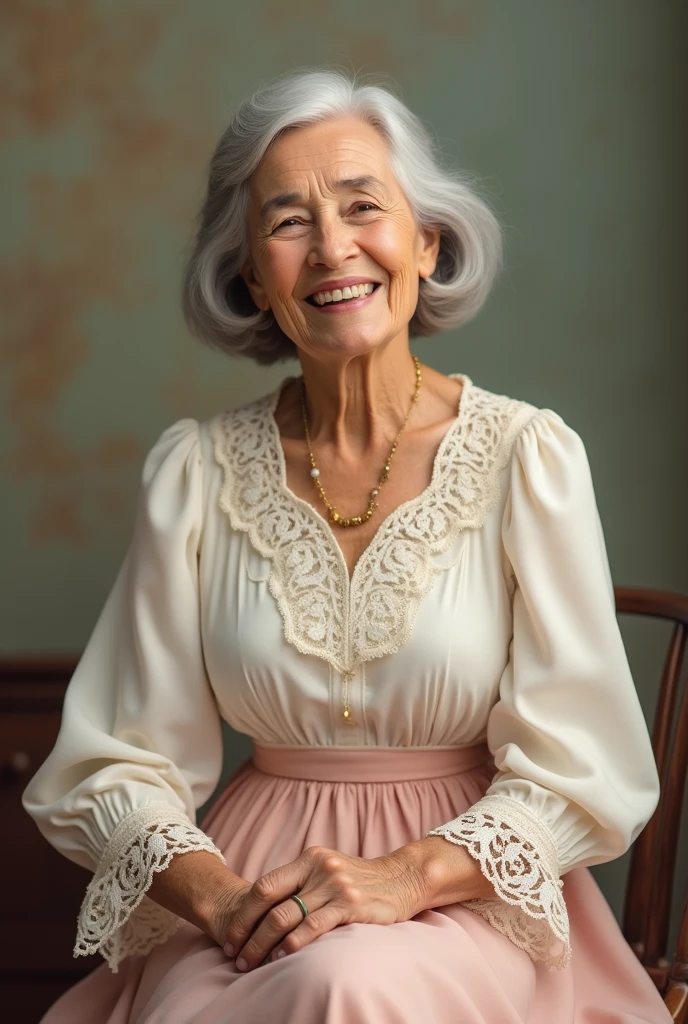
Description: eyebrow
259,176,387,219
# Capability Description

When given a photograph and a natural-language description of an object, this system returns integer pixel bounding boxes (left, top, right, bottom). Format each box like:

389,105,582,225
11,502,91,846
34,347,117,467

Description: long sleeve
21,419,226,972
425,408,660,970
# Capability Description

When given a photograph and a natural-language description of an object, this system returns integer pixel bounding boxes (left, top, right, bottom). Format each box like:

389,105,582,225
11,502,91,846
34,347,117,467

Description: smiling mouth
305,282,380,307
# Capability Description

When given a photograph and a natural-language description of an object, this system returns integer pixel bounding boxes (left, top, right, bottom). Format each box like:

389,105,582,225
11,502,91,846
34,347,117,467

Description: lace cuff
74,802,226,973
425,794,571,970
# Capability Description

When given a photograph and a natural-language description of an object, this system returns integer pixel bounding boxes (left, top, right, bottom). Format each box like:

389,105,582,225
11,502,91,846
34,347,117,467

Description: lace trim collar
211,374,536,675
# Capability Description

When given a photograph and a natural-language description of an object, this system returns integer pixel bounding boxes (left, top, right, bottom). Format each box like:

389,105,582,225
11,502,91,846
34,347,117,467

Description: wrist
146,849,241,933
394,836,495,910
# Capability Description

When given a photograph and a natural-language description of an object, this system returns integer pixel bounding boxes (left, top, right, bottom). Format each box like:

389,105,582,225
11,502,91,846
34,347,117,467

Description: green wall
2,0,686,944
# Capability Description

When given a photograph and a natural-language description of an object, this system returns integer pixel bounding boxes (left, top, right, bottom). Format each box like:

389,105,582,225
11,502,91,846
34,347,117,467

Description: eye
353,202,379,213
273,217,301,231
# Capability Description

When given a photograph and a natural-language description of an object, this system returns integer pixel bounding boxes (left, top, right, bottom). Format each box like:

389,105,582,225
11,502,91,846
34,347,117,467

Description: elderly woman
23,69,671,1023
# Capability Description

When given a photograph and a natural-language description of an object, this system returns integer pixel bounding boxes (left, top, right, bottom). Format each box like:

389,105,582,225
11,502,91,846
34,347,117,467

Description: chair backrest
616,586,688,1017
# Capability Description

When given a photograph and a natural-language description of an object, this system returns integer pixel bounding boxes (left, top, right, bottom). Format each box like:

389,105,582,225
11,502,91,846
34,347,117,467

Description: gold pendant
342,670,355,724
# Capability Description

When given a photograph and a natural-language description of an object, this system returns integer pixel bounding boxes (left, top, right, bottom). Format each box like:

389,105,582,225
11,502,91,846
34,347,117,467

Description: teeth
311,282,375,306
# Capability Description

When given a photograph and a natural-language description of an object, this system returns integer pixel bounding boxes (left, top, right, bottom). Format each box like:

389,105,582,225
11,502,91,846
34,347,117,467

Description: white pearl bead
310,468,320,478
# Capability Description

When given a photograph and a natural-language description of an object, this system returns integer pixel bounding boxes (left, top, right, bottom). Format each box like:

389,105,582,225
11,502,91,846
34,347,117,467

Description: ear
417,225,442,280
240,255,270,311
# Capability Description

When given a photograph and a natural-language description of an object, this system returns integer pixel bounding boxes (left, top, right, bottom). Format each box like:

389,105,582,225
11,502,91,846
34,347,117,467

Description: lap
44,880,668,1024
131,909,536,1024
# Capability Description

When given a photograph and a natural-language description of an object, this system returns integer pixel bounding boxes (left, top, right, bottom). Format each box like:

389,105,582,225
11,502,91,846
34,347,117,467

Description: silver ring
289,894,308,919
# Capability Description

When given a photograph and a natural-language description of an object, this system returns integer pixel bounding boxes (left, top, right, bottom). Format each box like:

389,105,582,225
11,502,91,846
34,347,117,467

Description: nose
307,215,360,269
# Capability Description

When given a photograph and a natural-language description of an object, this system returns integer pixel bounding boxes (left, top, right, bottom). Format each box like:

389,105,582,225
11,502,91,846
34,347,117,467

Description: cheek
366,222,420,314
365,221,415,273
262,243,304,296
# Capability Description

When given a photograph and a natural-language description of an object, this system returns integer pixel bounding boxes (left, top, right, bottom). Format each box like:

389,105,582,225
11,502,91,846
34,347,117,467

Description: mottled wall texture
1,1,686,933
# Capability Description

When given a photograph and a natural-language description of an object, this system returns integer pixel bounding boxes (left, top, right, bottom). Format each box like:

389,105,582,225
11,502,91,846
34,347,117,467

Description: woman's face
241,116,440,363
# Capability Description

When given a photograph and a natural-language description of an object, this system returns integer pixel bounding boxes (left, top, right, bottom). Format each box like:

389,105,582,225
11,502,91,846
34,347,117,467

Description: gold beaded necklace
301,356,422,529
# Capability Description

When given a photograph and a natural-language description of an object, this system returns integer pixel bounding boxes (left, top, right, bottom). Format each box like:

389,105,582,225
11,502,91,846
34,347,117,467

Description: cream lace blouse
21,373,660,973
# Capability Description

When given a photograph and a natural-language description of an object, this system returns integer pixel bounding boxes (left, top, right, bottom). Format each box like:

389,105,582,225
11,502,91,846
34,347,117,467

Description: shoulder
142,418,202,486
201,384,280,453
139,386,282,490
461,379,593,508
459,376,576,469
127,419,205,538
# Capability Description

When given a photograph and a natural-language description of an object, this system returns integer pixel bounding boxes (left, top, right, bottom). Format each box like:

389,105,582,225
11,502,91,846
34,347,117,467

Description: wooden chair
617,586,688,1022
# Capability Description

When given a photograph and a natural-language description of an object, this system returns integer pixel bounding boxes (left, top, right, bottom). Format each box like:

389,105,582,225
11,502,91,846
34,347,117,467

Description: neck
298,341,420,456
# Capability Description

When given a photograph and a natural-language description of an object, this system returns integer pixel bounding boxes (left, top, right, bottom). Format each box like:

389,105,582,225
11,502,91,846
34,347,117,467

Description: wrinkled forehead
248,117,398,204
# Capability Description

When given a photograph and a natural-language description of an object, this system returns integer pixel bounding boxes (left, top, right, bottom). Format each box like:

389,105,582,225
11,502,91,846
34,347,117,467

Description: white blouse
21,373,660,973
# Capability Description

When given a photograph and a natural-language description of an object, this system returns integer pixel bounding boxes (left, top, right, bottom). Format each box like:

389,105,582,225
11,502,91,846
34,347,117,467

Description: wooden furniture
1,586,686,1021
0,658,101,1021
617,587,688,1023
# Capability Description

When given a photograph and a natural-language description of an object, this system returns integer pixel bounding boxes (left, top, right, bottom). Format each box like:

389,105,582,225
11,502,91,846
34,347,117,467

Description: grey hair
181,68,503,365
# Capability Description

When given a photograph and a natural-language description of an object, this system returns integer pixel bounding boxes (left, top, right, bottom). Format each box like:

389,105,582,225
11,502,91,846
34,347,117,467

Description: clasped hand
208,845,429,973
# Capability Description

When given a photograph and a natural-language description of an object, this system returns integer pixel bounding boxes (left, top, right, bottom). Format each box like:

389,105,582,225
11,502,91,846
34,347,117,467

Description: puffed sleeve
425,408,660,970
21,419,226,973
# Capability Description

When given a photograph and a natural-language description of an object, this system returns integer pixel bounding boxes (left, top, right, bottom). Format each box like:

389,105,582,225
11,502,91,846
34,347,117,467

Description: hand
217,845,428,973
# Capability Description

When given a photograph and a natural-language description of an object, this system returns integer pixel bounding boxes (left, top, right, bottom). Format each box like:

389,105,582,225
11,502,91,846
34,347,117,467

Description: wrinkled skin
241,115,441,367
205,844,432,973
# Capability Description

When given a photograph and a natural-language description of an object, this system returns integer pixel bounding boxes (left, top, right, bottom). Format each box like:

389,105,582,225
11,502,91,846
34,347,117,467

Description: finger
224,854,313,958
236,890,329,972
270,903,344,961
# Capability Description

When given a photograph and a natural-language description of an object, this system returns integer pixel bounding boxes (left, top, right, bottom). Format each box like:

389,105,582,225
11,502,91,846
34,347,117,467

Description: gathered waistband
250,742,492,783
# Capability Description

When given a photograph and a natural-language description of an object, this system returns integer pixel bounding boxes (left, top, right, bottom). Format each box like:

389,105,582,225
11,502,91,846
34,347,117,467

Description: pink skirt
40,743,671,1023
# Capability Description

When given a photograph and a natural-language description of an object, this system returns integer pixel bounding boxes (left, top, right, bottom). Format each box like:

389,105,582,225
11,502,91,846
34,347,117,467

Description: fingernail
237,957,248,971
277,949,287,959
224,943,234,957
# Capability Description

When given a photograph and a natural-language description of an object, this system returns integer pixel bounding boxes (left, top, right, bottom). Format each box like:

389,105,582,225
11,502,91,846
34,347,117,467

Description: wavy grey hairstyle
181,68,503,365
